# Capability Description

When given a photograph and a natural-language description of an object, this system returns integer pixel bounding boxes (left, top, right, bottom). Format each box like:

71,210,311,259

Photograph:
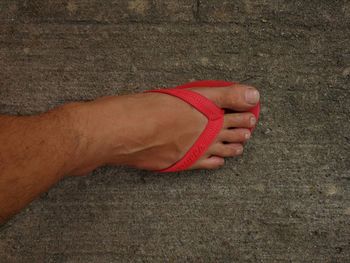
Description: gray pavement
0,0,349,262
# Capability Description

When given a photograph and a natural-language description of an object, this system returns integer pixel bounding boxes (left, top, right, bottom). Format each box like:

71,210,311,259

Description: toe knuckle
224,147,235,156
226,89,239,104
226,134,235,142
230,114,241,124
229,116,237,124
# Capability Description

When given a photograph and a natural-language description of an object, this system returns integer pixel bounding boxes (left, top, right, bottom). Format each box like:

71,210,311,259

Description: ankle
57,102,106,176
59,95,156,175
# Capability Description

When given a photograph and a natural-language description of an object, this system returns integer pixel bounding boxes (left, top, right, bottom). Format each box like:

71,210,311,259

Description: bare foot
66,83,260,175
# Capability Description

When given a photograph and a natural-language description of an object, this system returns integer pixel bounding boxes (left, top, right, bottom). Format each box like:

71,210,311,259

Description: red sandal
146,80,260,172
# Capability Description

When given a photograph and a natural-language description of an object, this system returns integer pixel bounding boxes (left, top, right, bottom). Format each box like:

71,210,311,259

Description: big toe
219,84,260,111
193,83,260,111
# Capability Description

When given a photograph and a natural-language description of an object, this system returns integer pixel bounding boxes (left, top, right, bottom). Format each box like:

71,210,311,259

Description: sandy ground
0,0,349,262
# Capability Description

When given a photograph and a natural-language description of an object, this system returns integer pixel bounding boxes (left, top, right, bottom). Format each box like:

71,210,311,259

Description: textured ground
0,0,350,262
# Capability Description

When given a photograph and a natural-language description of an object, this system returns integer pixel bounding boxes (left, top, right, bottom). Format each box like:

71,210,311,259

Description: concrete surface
1,0,350,262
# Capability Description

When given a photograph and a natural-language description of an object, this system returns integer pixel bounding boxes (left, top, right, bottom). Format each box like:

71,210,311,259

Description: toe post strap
149,89,224,121
146,85,224,172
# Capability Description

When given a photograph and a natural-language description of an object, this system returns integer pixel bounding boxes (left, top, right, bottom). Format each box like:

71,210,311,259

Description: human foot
67,82,260,175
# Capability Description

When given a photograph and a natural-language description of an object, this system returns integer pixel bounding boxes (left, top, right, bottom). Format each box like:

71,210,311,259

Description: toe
191,84,259,111
218,128,251,143
210,143,244,158
213,84,260,111
223,112,256,128
190,156,225,170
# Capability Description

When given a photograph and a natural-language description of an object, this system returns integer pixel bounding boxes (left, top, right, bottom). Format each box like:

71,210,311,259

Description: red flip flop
146,80,260,172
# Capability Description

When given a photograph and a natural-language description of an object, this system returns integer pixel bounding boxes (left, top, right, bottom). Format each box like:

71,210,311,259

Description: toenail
245,89,260,104
236,146,243,154
250,117,256,126
245,132,251,139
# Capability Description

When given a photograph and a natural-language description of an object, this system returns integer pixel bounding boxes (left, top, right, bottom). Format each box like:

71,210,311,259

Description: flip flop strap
146,88,224,172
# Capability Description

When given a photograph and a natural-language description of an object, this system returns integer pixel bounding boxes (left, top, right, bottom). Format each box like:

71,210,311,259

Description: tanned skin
0,84,260,223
